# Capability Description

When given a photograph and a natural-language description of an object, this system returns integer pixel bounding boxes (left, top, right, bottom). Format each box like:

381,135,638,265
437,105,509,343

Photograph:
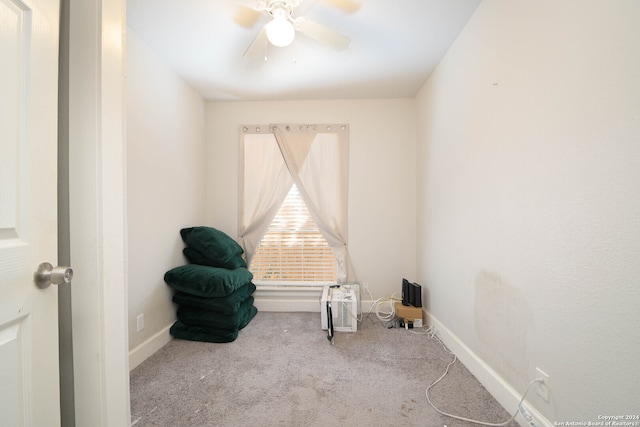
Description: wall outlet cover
136,313,144,332
535,367,550,402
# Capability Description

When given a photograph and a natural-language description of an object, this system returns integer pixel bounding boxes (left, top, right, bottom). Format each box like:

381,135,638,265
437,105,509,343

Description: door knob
34,262,74,289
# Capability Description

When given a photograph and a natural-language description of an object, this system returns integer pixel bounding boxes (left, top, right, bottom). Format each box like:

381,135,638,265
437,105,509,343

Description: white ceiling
126,0,481,101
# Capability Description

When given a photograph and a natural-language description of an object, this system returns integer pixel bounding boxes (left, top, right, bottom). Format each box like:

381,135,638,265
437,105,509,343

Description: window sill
253,282,335,291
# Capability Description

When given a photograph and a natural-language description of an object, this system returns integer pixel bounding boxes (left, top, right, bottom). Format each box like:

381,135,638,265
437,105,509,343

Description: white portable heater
321,285,358,332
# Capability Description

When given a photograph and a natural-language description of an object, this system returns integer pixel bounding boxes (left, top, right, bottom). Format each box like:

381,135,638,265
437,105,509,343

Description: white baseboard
424,310,552,427
253,286,323,312
129,324,173,371
253,286,374,315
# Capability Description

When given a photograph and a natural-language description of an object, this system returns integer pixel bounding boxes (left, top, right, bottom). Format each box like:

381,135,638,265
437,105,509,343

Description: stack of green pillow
164,226,258,343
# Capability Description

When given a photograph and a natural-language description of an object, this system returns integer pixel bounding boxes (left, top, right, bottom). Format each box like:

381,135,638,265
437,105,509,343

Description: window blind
251,184,337,283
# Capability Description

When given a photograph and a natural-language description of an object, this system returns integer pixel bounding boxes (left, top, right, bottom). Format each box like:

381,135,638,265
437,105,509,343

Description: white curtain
238,128,293,266
238,124,351,282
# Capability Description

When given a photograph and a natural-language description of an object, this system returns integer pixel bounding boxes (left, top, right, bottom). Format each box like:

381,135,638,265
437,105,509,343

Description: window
238,124,350,284
251,184,337,283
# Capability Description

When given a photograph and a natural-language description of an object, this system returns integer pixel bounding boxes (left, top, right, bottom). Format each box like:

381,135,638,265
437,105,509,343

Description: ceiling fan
233,0,359,58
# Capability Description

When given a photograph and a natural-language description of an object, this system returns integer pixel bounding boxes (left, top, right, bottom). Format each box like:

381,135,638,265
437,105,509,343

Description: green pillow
180,226,244,264
164,264,253,297
177,297,255,331
172,282,256,315
170,305,258,343
183,247,247,270
170,320,239,343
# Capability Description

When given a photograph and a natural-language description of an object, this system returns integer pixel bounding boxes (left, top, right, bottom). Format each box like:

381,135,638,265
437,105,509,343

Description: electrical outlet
535,368,550,402
136,313,144,332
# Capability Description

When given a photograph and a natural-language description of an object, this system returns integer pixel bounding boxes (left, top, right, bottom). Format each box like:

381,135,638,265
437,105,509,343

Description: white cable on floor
360,291,401,323
373,296,398,322
424,328,544,426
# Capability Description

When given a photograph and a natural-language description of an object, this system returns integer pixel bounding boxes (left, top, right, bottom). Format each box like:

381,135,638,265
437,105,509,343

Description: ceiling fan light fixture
265,12,295,47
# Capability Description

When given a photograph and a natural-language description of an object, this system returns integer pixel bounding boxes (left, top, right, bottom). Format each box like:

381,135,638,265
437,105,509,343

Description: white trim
253,286,324,312
424,310,553,427
254,285,326,292
129,324,173,371
68,0,130,425
253,285,368,314
253,282,335,287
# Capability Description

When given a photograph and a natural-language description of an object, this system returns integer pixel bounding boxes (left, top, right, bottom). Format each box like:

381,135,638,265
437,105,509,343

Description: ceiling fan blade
295,17,350,50
230,0,264,9
295,0,360,16
324,0,361,14
294,0,320,16
234,6,263,28
243,26,268,59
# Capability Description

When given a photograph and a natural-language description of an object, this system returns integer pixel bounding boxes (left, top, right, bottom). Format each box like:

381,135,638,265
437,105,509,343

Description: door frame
63,0,130,424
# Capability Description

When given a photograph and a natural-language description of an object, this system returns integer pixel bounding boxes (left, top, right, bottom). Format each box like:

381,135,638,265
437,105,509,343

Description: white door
0,0,61,425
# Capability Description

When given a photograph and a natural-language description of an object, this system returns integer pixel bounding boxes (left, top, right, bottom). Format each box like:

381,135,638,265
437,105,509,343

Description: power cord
372,295,400,322
357,289,402,324
424,328,545,426
358,289,544,425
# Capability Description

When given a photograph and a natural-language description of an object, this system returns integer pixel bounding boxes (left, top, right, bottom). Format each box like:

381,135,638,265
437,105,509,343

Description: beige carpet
130,311,519,427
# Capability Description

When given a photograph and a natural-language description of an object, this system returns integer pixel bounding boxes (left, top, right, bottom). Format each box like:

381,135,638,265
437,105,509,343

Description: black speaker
409,282,417,306
411,283,422,308
402,278,410,306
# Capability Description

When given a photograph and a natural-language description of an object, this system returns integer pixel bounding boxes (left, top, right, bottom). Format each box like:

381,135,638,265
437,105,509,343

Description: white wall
206,99,416,303
416,0,640,423
126,31,207,366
